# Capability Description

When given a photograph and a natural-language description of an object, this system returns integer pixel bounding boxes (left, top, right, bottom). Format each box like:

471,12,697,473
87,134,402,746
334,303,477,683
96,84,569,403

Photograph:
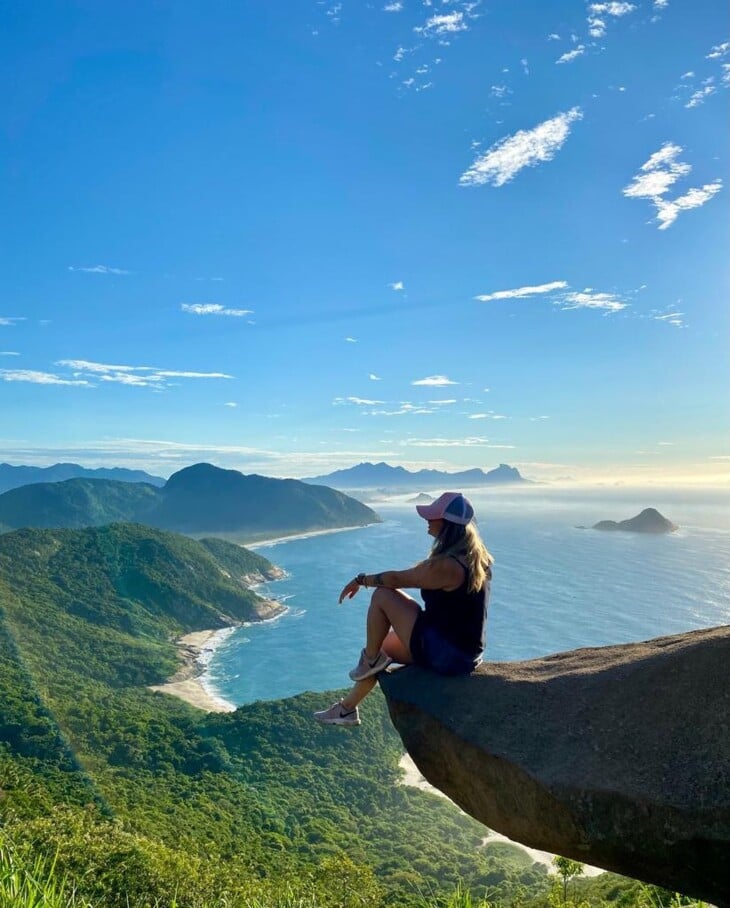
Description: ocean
204,486,730,708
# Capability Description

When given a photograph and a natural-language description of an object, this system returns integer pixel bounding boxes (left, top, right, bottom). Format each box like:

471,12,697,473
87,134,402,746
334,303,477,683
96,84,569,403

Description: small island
590,507,678,534
407,493,434,504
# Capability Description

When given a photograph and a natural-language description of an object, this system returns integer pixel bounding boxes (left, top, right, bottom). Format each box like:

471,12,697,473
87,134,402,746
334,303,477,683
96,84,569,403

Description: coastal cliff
379,626,730,904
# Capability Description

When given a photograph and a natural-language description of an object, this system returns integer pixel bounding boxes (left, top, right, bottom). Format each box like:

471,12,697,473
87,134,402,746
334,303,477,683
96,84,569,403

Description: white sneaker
313,701,361,726
348,648,392,681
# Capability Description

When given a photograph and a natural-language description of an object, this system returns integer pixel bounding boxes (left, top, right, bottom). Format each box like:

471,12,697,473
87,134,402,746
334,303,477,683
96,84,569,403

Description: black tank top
420,557,490,660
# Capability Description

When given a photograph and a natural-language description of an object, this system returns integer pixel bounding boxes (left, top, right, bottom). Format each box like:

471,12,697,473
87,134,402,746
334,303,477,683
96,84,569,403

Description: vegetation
0,523,703,907
0,462,380,540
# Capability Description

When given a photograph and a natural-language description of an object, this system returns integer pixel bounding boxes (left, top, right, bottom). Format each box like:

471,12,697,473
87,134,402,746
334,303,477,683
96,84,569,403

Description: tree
552,856,584,904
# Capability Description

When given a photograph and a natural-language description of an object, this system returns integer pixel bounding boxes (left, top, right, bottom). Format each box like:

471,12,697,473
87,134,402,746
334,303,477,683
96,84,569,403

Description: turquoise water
207,487,730,706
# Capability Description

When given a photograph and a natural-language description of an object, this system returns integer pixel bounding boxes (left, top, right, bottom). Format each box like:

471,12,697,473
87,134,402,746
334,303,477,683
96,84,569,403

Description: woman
314,491,493,726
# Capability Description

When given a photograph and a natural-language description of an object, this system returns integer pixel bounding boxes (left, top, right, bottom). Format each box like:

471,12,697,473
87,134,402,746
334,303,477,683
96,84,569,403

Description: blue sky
1,0,728,484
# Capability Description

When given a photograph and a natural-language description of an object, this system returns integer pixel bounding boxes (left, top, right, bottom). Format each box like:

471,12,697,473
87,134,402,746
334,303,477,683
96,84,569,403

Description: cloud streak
475,280,568,302
460,108,583,187
68,265,130,275
0,369,91,386
411,375,458,386
181,303,254,317
53,359,233,389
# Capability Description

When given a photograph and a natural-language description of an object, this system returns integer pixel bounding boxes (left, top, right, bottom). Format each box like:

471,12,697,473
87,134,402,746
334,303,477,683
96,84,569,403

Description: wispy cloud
706,41,729,60
68,265,130,275
0,369,90,386
411,375,458,386
54,359,233,389
181,303,254,317
369,373,382,381
686,82,716,107
384,1,403,10
398,437,515,448
345,336,358,343
416,12,467,37
623,142,722,229
459,107,583,187
560,290,627,311
0,317,26,326
333,396,385,406
651,309,685,327
475,280,627,311
587,2,635,39
653,0,668,8
556,45,585,64
224,401,238,407
388,281,405,291
0,351,20,356
475,280,568,302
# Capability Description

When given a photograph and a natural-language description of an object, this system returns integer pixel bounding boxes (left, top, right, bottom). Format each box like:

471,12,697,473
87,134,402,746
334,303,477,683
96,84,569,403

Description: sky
1,0,728,485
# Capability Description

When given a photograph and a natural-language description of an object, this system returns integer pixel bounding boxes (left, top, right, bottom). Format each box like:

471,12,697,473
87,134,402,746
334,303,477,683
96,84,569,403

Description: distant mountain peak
305,461,528,489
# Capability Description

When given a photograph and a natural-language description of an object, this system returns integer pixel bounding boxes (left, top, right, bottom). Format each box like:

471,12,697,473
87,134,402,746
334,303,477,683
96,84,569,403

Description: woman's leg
342,589,420,710
364,587,420,662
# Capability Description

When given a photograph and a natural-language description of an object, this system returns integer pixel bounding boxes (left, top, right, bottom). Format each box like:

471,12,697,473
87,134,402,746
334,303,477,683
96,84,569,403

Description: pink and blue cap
416,491,474,526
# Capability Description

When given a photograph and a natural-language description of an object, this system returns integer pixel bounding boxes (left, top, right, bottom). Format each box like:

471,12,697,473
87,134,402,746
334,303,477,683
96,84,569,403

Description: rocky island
591,507,678,534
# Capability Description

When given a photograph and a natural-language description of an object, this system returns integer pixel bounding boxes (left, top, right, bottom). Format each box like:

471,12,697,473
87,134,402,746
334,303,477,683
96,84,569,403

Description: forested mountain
0,522,675,906
306,461,528,489
0,461,165,494
0,522,551,906
0,462,380,539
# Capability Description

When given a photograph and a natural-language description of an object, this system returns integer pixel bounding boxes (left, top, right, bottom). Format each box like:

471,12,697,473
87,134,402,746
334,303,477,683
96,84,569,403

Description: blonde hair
430,520,493,593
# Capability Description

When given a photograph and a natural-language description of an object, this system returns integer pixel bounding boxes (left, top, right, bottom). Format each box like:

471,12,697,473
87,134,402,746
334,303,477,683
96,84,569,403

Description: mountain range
0,462,379,540
305,461,528,490
0,461,165,494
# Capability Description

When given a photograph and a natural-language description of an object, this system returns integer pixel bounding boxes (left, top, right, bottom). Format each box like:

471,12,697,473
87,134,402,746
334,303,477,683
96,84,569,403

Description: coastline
149,629,238,713
246,522,376,550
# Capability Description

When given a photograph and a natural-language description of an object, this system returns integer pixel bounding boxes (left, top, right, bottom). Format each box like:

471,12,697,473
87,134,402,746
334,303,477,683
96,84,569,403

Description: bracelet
355,572,367,587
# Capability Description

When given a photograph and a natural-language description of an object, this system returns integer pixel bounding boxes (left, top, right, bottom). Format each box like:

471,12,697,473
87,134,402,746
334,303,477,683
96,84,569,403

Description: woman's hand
339,577,361,604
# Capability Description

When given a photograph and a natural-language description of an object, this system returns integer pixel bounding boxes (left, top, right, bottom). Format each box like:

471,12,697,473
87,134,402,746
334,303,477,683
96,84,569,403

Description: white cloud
706,41,729,59
548,33,561,40
333,396,385,405
411,375,458,386
685,85,716,107
722,64,730,85
54,359,233,389
475,280,568,302
469,413,508,419
0,317,25,326
224,401,238,407
181,303,254,317
416,11,467,36
490,84,511,98
398,437,515,448
459,107,583,188
389,281,405,291
560,290,627,311
653,0,668,7
623,142,722,229
587,2,635,38
680,71,694,79
68,265,130,275
384,0,403,10
345,336,358,343
0,369,90,386
0,351,20,356
556,45,585,64
428,399,457,405
369,373,382,381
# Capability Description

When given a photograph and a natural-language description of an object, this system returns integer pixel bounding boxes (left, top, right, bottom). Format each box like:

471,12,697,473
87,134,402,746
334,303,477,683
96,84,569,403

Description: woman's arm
339,558,463,603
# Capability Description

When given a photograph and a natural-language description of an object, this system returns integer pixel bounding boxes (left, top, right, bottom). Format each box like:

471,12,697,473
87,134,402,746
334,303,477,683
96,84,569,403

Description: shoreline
149,629,238,713
246,522,376,550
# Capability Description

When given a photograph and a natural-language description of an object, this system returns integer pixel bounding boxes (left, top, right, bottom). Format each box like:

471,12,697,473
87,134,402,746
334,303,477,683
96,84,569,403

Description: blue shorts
409,614,479,676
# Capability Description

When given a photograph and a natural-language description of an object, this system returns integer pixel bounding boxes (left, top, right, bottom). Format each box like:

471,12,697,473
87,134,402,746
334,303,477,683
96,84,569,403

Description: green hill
0,462,380,540
0,523,555,907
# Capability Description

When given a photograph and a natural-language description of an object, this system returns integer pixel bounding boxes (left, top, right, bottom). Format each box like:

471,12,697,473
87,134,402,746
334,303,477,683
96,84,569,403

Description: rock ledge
379,626,730,904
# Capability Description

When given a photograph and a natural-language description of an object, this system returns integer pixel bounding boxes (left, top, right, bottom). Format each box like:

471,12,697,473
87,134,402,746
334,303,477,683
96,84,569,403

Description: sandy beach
246,522,375,549
149,629,237,712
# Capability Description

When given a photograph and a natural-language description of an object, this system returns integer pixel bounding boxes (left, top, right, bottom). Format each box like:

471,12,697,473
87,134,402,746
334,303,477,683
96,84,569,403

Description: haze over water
207,487,730,707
